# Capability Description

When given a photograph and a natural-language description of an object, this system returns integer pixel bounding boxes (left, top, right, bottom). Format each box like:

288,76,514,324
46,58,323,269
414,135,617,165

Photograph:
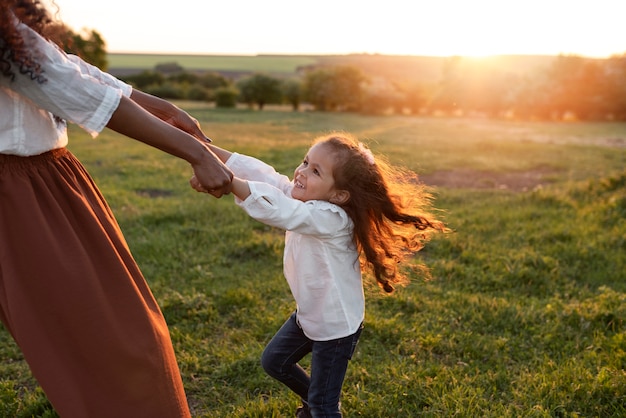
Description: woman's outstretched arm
106,95,233,197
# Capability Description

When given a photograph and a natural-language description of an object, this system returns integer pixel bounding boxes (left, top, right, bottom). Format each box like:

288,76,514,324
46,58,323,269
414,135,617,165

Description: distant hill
308,54,561,84
107,54,317,78
107,53,582,83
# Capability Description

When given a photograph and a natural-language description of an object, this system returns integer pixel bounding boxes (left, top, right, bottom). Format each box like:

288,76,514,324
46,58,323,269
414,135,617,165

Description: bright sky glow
47,0,625,58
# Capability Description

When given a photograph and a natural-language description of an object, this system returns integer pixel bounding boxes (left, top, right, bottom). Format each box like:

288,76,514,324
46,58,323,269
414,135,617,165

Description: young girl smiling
192,132,446,417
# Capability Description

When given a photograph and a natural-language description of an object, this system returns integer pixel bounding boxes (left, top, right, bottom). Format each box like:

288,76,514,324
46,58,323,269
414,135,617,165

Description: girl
1,1,231,416
192,133,446,417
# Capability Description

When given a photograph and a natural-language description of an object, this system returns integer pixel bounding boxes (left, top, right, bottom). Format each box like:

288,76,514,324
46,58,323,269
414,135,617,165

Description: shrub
143,82,185,100
214,86,239,108
121,70,165,89
186,85,211,102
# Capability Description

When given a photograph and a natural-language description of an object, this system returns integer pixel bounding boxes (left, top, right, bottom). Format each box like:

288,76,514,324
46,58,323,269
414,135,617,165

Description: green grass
1,107,625,417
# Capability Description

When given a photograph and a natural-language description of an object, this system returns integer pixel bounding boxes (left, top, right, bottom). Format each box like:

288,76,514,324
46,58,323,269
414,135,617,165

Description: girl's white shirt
227,153,365,341
0,18,132,156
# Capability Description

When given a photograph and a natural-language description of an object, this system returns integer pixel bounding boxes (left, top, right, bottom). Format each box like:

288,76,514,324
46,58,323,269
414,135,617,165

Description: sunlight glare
46,0,626,58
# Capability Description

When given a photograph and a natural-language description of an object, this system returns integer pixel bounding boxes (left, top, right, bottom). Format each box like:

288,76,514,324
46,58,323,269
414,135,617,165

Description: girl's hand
191,174,249,200
190,149,234,198
189,175,205,193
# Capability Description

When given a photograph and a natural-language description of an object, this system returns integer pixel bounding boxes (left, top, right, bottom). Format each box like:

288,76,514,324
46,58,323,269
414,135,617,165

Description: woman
0,1,232,416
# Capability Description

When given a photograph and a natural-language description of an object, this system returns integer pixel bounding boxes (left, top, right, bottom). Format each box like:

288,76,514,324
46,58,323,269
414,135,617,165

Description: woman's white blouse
0,20,132,156
227,153,365,341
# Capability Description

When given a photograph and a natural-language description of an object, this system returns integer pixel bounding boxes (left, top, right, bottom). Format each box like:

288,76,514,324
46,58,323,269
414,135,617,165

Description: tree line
63,26,626,121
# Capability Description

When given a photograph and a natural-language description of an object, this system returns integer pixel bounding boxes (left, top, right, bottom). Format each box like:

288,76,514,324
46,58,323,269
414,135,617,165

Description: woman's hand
129,89,211,142
163,107,212,143
190,146,234,198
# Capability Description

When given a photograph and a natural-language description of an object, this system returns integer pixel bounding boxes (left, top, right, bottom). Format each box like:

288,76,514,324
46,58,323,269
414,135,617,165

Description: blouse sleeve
226,152,353,237
66,54,132,96
226,152,294,195
3,22,131,137
237,181,351,237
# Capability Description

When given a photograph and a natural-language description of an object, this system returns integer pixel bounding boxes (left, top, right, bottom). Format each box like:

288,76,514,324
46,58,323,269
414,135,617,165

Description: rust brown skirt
0,149,191,417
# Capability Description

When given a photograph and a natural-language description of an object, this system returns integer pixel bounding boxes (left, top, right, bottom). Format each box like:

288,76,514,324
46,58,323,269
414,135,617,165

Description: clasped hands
189,146,233,198
168,109,233,198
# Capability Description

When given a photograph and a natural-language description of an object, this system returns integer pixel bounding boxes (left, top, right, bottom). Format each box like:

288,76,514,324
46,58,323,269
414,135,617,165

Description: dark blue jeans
261,312,363,418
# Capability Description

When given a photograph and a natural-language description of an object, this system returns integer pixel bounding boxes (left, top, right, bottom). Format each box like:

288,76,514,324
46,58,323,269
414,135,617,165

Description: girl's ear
329,189,350,205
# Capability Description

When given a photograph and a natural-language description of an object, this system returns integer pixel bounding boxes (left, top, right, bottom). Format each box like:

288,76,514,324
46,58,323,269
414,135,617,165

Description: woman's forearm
129,89,211,142
106,95,233,195
107,95,204,163
129,89,178,121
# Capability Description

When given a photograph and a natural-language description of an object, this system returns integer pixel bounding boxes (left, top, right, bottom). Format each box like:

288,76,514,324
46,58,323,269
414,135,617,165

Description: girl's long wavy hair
317,132,447,293
0,0,65,83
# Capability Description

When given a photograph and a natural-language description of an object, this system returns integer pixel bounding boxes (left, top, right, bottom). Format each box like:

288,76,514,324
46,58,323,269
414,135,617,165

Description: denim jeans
261,312,363,418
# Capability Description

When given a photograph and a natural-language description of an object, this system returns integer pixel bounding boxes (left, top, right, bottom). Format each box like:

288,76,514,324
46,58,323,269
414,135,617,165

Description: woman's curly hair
0,0,64,83
315,132,448,293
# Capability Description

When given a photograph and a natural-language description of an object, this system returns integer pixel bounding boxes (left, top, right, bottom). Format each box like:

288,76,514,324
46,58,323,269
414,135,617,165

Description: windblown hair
0,0,63,83
316,132,447,293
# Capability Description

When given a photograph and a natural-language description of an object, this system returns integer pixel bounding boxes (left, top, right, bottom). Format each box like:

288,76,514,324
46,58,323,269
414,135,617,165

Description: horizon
104,51,610,59
49,0,625,59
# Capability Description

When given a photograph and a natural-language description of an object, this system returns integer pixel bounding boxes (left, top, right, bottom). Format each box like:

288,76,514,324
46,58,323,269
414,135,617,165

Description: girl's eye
313,169,320,176
302,160,308,166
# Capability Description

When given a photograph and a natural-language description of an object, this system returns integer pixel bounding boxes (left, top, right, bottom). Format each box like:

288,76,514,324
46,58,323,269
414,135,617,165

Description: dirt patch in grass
135,188,174,198
420,167,559,192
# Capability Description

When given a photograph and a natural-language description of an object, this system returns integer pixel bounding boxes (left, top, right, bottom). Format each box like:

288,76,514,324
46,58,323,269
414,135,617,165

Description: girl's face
291,142,345,203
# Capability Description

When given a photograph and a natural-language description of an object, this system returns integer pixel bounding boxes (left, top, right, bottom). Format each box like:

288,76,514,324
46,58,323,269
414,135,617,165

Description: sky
47,0,625,58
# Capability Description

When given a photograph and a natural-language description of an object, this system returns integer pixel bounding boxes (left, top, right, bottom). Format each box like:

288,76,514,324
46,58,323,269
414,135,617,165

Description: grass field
0,107,625,417
106,53,557,83
108,53,318,74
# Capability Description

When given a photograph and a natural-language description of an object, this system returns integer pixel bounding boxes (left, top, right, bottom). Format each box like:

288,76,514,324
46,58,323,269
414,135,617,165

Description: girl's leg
308,325,363,418
261,312,312,401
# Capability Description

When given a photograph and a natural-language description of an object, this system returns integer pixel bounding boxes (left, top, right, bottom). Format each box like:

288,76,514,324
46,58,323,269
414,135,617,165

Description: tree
544,55,588,119
331,66,368,111
143,82,185,100
509,73,553,120
51,23,108,70
198,72,230,90
360,78,403,115
282,78,302,111
169,72,198,84
303,65,368,111
600,54,626,120
429,56,463,113
121,71,166,89
70,29,107,70
397,81,426,115
302,68,335,111
236,73,282,110
154,62,184,75
187,85,211,101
